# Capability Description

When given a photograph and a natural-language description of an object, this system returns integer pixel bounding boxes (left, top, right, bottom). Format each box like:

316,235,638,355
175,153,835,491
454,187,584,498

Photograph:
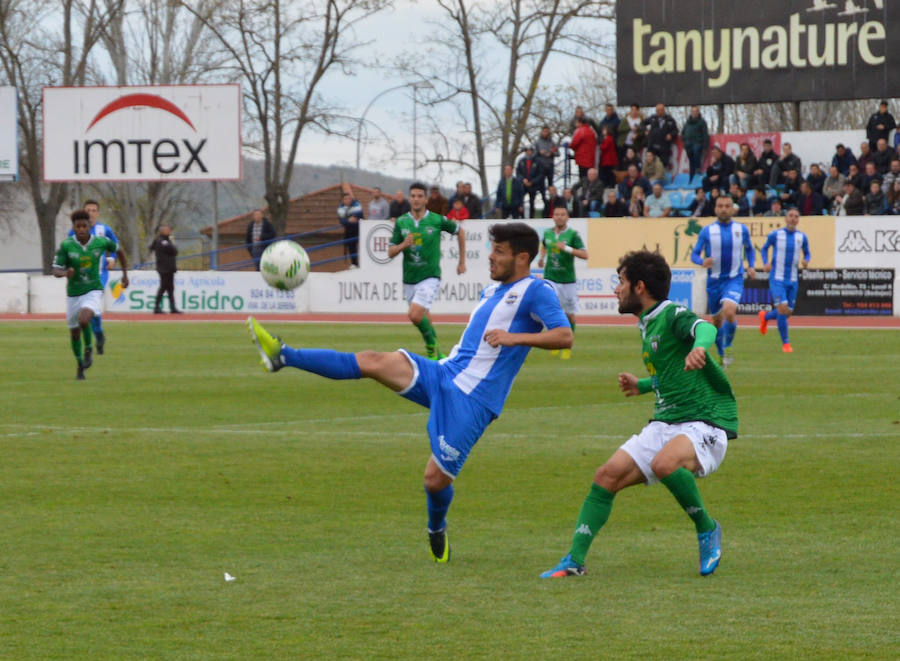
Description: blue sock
765,309,778,321
777,314,789,343
90,315,103,335
426,484,454,532
723,321,737,348
715,326,725,357
280,347,361,379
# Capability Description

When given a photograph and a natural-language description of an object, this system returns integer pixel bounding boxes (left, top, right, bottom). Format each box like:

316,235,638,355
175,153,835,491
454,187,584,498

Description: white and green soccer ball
260,240,310,290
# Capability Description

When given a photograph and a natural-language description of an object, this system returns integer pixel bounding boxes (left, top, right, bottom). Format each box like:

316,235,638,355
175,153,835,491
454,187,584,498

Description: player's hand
538,258,545,268
457,261,466,275
763,263,772,273
120,273,129,288
483,329,514,347
684,347,707,371
747,267,756,279
801,260,809,269
65,267,74,279
618,372,640,396
106,256,116,268
702,257,715,268
555,241,568,251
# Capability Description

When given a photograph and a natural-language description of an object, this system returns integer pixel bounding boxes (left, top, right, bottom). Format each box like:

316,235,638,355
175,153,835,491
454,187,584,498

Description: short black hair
409,181,427,193
617,250,671,302
489,222,539,262
83,199,99,209
71,209,90,223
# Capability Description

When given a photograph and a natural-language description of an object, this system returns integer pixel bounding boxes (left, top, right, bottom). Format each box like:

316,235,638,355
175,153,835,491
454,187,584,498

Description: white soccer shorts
620,420,728,485
403,277,441,309
548,280,579,315
66,290,103,329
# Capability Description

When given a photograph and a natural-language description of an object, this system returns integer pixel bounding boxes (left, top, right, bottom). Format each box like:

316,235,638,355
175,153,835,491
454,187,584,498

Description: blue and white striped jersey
691,220,755,280
442,276,570,415
68,223,119,278
761,227,810,283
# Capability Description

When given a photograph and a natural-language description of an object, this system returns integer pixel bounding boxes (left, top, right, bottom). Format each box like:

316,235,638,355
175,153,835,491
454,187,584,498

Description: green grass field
1,320,898,659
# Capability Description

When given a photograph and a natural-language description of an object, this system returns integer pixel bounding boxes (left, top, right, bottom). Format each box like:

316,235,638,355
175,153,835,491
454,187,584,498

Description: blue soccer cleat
540,554,586,578
698,520,722,576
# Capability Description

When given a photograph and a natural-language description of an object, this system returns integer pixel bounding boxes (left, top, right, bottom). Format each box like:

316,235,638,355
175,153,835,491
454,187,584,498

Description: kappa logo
505,292,519,304
703,434,718,448
685,506,703,515
838,230,872,252
575,524,593,536
874,229,900,252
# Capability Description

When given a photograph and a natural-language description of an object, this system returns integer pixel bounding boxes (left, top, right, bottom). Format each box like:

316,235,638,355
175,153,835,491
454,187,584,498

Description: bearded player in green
542,250,736,578
53,210,129,380
538,206,588,359
388,182,466,359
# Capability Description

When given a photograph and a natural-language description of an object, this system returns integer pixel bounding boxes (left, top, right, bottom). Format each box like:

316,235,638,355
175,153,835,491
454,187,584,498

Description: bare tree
183,0,392,234
0,0,124,273
405,0,614,200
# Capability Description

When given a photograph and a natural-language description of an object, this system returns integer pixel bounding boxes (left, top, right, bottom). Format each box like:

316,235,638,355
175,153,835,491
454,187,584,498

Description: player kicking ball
53,210,129,380
541,250,737,578
538,206,588,360
758,208,810,353
247,223,572,563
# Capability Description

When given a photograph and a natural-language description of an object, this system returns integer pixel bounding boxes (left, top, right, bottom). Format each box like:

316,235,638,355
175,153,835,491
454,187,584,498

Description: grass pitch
1,320,898,659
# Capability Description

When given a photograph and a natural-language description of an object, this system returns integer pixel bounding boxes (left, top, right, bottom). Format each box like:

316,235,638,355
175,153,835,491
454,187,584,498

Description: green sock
660,467,716,533
570,318,576,332
568,483,615,565
416,316,438,348
70,335,83,362
82,323,93,348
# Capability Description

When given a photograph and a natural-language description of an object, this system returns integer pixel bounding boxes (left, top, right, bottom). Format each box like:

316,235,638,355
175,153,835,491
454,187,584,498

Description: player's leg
78,307,94,369
541,449,645,578
707,281,726,358
91,271,107,346
719,297,740,366
165,273,180,313
652,424,728,575
424,457,454,562
777,282,797,352
407,279,442,359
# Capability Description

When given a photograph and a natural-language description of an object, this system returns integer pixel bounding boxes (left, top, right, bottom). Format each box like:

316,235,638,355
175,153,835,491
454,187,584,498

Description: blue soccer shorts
397,349,496,479
769,279,798,310
707,275,745,315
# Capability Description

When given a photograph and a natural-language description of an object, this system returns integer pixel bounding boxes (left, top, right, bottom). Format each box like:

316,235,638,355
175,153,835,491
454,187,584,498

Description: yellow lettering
836,22,857,65
675,30,702,72
633,19,653,74
649,30,674,73
732,27,760,70
704,29,731,88
806,24,835,67
761,26,788,68
858,21,885,65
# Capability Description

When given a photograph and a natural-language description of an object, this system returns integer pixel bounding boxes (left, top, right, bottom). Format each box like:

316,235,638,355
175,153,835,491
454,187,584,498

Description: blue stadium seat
682,190,696,212
588,211,602,217
690,174,705,188
668,191,683,211
665,173,690,190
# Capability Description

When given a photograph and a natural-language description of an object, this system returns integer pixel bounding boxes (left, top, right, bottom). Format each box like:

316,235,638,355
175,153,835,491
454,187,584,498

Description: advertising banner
103,271,309,314
797,268,894,315
0,86,17,180
834,216,900,268
43,84,241,182
585,217,835,270
617,0,897,106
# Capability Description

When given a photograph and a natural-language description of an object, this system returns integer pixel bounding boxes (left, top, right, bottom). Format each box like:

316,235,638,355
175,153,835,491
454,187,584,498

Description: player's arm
387,224,413,259
690,230,712,267
743,225,756,277
538,241,547,268
112,239,129,288
455,225,466,275
760,234,773,272
801,235,811,268
618,372,644,397
52,246,71,278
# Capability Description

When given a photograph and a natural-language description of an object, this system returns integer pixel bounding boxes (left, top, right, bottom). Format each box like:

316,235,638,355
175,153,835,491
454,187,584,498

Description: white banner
834,217,900,268
104,271,309,314
0,86,17,180
43,84,241,182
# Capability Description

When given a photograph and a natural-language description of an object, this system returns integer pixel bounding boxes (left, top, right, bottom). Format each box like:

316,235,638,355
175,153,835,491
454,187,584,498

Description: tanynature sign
43,85,241,182
617,0,896,106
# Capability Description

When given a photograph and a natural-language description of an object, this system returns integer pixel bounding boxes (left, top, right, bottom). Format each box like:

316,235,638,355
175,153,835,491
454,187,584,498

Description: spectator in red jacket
570,116,597,180
598,126,619,189
446,197,470,221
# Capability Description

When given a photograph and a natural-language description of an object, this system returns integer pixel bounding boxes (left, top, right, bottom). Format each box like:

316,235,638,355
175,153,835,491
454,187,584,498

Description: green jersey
636,300,738,438
391,211,459,284
541,226,584,284
53,235,118,297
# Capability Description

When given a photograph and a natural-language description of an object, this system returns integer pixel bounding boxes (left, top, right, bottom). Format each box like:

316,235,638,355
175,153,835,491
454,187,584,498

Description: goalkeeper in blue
758,208,810,353
690,194,756,368
246,223,573,563
541,250,736,579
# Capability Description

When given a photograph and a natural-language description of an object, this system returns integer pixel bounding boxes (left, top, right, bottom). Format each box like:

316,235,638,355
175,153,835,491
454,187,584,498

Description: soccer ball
259,240,310,290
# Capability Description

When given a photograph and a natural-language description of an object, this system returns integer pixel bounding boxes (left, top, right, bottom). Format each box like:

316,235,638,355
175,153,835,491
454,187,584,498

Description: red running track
2,313,899,328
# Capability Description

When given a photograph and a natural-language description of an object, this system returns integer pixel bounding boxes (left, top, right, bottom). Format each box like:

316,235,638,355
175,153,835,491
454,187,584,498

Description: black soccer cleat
428,526,450,563
76,364,86,380
96,332,105,355
83,346,93,369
